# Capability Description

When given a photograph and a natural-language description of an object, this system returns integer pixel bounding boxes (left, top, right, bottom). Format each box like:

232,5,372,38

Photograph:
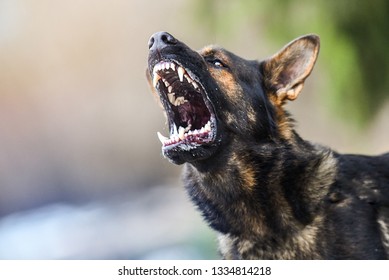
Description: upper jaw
149,58,219,162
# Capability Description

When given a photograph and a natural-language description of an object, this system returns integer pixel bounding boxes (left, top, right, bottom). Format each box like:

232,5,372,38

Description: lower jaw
161,135,219,164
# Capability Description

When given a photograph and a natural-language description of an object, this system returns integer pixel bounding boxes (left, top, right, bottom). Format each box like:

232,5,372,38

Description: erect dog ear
262,35,320,103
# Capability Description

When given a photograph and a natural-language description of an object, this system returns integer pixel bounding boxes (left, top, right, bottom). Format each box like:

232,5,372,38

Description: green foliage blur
193,0,389,128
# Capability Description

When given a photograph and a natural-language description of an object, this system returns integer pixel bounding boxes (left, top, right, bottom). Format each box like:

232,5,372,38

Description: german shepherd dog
147,32,389,259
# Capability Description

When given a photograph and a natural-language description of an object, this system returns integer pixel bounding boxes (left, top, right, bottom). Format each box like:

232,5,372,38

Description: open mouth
151,60,216,150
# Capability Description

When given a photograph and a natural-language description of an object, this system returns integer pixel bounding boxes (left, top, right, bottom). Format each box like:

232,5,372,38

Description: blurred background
0,0,388,259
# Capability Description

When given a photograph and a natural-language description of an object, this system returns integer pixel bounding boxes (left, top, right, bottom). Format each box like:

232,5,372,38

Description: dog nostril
148,37,155,49
160,33,177,45
161,34,168,43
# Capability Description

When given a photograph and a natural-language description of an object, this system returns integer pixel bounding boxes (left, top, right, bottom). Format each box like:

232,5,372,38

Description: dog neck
183,135,337,258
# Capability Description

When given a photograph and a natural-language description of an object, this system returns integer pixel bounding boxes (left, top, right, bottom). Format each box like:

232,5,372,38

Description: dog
146,31,389,259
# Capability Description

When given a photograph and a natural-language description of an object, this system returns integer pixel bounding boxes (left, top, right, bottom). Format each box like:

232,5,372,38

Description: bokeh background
0,0,388,259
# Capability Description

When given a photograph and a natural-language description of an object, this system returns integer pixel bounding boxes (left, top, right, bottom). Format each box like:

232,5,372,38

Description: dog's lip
150,59,217,150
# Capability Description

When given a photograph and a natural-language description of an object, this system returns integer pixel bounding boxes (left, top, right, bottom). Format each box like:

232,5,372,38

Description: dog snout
148,31,177,52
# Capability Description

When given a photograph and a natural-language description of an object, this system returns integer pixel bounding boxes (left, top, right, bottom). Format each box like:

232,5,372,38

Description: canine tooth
192,81,198,90
177,66,185,82
205,121,211,131
184,74,192,83
157,132,168,144
178,126,185,140
153,73,161,87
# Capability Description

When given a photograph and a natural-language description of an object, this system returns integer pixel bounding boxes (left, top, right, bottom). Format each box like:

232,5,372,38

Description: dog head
147,32,319,164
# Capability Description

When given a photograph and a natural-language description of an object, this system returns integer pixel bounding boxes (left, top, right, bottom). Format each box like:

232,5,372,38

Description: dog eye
207,59,226,68
213,60,223,67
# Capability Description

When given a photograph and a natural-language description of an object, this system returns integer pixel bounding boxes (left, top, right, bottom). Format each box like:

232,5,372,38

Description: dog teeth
157,132,169,144
168,93,176,104
178,126,186,140
205,121,211,132
174,96,183,106
192,81,198,90
152,73,161,87
177,66,185,82
158,120,212,147
167,95,187,106
153,64,161,72
153,61,200,92
153,61,202,110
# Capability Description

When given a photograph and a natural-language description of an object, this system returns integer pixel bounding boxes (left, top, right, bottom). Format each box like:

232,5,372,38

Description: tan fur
270,99,294,140
219,216,324,260
263,37,319,102
228,152,256,191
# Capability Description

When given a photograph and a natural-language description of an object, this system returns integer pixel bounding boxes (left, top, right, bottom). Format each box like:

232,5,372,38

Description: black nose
148,31,177,51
